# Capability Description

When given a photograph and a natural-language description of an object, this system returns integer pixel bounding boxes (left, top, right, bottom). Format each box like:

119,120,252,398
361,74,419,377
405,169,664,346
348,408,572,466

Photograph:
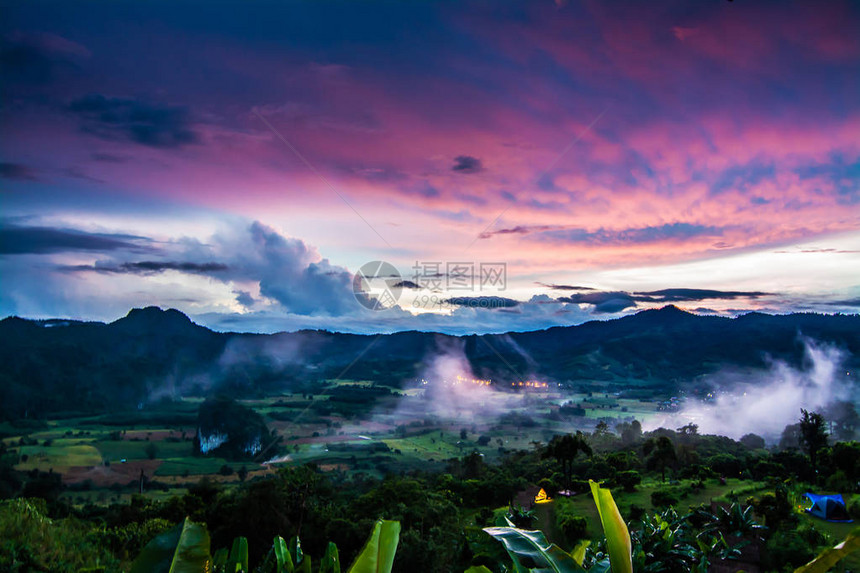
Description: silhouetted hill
112,306,202,334
0,306,857,420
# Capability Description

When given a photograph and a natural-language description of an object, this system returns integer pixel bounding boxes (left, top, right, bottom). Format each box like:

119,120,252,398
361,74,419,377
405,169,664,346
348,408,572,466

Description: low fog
646,338,854,441
391,337,525,423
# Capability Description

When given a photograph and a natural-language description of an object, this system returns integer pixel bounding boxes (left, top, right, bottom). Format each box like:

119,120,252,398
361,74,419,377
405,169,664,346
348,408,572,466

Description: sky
1,0,859,334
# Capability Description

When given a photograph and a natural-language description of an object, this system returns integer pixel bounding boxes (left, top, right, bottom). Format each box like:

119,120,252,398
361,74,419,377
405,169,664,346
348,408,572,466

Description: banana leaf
794,527,860,573
319,542,341,573
273,536,294,573
289,536,303,565
130,517,211,573
213,548,228,572
589,481,632,573
482,526,583,572
272,535,295,573
348,519,401,573
571,540,590,567
226,537,248,573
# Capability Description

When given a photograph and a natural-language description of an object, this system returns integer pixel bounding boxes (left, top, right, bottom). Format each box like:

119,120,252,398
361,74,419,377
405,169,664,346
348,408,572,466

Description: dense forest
2,410,859,572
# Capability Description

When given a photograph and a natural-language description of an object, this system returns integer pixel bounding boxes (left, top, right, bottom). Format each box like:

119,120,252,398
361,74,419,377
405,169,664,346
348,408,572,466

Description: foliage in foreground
131,517,400,573
0,498,118,573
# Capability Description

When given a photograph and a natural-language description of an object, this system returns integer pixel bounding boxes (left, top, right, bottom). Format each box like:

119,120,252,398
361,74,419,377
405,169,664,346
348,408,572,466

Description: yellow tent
534,488,553,504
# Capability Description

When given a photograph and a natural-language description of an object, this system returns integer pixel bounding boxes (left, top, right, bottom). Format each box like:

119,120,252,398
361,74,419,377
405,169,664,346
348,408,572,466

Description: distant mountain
1,306,858,420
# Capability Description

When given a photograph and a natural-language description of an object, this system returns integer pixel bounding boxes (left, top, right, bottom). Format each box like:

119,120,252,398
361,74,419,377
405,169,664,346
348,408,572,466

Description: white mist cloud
390,337,525,423
646,338,851,441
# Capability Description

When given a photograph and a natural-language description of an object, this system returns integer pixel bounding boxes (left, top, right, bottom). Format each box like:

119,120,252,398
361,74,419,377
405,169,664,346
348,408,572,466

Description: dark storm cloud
536,282,596,291
540,223,724,245
239,221,355,316
0,33,88,85
445,295,519,308
61,260,229,274
481,223,724,244
392,280,423,289
451,155,484,174
558,291,638,313
822,298,860,308
68,94,198,148
558,288,773,313
479,225,558,239
234,290,255,307
0,162,38,181
635,289,771,302
0,222,154,255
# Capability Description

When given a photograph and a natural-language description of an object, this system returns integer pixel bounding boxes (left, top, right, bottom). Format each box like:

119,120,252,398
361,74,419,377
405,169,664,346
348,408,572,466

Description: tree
144,442,158,460
779,423,801,450
831,441,860,484
800,409,828,476
618,420,642,445
594,421,610,437
543,432,592,489
740,433,766,450
644,436,676,482
677,423,698,436
825,401,860,441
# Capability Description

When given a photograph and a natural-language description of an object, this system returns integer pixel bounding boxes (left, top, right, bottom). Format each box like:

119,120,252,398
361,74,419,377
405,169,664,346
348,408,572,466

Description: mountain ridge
1,305,858,421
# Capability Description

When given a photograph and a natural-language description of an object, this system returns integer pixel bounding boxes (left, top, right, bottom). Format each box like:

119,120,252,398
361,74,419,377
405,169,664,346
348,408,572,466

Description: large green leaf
482,526,583,573
571,540,590,567
464,567,494,573
289,536,304,565
130,517,211,573
794,527,860,573
213,548,228,572
589,481,632,573
274,536,294,573
289,536,311,573
226,537,248,573
319,542,341,573
348,519,401,573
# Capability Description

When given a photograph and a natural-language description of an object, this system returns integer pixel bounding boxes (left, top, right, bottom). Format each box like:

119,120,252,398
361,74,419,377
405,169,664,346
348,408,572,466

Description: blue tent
803,493,853,523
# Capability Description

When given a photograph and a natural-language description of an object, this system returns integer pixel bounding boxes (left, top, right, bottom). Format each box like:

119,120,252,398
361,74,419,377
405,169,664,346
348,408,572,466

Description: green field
96,439,193,461
155,457,247,477
16,443,103,471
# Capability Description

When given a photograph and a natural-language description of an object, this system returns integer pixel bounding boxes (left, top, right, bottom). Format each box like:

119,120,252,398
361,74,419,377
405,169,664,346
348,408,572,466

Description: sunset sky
2,0,859,334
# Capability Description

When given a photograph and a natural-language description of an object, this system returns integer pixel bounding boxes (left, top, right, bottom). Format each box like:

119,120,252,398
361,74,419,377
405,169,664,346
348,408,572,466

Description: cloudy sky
1,0,858,334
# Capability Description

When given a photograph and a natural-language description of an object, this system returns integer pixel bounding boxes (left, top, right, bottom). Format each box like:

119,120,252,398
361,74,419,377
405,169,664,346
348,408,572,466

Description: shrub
763,524,827,571
617,470,641,492
0,498,118,572
706,453,742,476
555,497,588,543
825,469,853,492
650,489,679,509
559,514,588,541
628,503,645,521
